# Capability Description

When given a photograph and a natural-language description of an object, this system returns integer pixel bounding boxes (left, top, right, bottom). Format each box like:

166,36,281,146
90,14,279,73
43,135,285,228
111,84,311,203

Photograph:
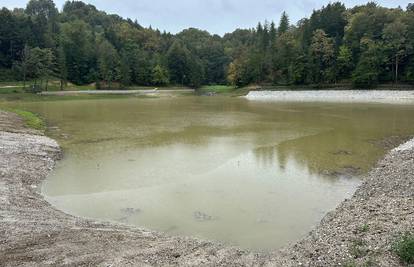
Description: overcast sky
1,0,412,35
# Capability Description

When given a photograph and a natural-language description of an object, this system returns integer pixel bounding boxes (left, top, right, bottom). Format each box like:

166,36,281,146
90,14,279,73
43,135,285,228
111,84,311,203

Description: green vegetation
343,258,376,267
358,224,370,233
0,92,148,102
393,233,414,264
350,239,369,259
199,85,236,94
6,108,45,131
0,81,95,93
1,1,414,90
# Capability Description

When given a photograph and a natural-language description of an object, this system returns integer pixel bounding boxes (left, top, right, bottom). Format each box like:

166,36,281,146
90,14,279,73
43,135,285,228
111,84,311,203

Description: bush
352,72,378,89
393,233,414,264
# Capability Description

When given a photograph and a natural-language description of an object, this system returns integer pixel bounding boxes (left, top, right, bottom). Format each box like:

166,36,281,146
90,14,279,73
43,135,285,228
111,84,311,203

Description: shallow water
8,97,414,251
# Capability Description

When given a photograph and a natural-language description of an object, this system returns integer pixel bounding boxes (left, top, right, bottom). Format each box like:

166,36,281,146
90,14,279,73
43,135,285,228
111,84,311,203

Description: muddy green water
8,97,414,251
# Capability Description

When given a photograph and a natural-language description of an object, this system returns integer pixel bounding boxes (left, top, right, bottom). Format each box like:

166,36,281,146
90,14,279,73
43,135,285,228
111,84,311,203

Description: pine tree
278,12,289,35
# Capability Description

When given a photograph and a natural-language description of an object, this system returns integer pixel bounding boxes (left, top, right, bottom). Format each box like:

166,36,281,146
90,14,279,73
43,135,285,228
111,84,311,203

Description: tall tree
309,29,335,83
166,40,191,86
336,45,353,80
383,20,410,83
59,20,95,85
19,44,31,89
57,44,67,90
25,0,58,48
278,12,289,35
352,38,385,88
97,38,120,89
25,47,55,90
152,64,169,86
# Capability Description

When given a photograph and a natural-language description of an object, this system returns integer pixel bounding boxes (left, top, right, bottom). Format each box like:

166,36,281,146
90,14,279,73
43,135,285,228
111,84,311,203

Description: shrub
393,233,414,264
352,72,378,89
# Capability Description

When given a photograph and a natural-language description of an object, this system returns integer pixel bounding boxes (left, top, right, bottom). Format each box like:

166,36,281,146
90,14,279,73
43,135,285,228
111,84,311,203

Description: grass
393,233,414,265
0,80,96,93
0,92,141,102
359,224,370,233
199,85,236,93
5,108,45,131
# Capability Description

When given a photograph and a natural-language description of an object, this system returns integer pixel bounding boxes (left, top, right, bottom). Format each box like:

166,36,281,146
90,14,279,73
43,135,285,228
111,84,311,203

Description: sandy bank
245,90,414,103
0,109,413,266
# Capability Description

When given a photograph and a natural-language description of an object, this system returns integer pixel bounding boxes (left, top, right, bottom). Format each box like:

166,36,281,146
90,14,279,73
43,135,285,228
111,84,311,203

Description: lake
8,96,414,251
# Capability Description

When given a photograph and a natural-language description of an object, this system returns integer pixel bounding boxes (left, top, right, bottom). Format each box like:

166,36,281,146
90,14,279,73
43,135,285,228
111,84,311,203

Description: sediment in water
0,109,413,266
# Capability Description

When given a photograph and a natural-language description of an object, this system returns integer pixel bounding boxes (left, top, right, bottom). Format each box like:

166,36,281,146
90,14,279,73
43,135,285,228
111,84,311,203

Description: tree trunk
395,56,399,84
23,71,26,90
45,79,48,91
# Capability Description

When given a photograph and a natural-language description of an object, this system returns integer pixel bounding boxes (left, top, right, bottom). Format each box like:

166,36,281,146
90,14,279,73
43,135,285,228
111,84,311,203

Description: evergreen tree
166,40,192,86
278,12,289,35
97,39,120,89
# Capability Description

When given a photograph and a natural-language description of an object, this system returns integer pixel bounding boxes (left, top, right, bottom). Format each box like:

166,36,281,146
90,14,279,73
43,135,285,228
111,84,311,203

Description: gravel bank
245,90,414,103
1,109,413,266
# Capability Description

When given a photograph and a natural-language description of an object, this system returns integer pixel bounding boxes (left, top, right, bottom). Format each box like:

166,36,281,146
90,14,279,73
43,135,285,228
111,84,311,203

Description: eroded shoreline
1,108,413,266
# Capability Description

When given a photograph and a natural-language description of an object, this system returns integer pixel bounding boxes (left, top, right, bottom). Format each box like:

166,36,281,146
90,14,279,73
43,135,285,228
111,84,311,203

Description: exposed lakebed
7,97,414,251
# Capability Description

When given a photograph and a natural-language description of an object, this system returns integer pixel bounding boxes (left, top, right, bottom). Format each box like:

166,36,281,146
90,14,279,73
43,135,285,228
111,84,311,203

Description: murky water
8,97,414,250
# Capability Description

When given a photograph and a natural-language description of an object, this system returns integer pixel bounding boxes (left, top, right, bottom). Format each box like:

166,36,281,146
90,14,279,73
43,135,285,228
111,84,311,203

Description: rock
193,211,217,222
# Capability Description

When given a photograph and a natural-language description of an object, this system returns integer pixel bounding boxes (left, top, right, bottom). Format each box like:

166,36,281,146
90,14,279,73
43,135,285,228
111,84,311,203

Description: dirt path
0,109,412,266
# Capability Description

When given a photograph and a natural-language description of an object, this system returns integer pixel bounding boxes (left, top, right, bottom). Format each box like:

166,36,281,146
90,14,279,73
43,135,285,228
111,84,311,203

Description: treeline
0,0,414,89
228,3,414,88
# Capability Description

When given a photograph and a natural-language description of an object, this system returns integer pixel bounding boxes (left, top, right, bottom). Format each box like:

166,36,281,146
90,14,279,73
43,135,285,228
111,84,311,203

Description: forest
1,0,414,89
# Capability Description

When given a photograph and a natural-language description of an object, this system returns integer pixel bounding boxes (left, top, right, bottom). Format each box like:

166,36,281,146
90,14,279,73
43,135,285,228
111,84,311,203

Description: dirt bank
1,110,413,266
